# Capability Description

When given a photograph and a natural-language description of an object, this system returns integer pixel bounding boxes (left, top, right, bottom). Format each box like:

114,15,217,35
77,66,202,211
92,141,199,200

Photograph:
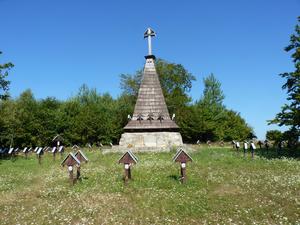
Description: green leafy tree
0,99,17,146
120,73,142,97
36,97,62,145
266,130,283,144
59,99,82,145
155,59,195,115
0,91,42,147
120,58,196,114
0,51,14,100
116,94,136,131
191,74,252,142
16,90,40,146
222,110,253,141
64,85,121,145
195,74,226,141
282,128,299,147
200,73,225,106
270,17,300,146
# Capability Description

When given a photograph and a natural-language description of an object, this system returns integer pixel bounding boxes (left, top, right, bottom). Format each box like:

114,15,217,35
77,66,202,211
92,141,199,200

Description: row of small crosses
127,113,176,121
233,141,256,149
0,146,64,155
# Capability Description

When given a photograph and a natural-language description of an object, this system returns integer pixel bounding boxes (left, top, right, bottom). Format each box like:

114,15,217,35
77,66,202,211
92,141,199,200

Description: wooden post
11,151,15,160
250,142,256,159
124,164,129,185
243,142,248,157
180,163,186,183
128,167,131,179
36,147,43,164
76,165,81,180
173,149,193,184
236,142,240,155
74,150,88,181
61,153,81,185
118,151,138,185
251,148,254,159
68,166,74,185
277,142,283,156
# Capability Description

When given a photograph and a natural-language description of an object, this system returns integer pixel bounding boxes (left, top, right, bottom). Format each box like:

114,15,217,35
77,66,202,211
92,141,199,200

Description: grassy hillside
0,147,299,224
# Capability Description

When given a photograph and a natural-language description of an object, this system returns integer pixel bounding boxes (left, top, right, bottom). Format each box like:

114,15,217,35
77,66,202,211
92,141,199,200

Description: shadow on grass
234,148,300,160
0,155,19,162
168,174,180,181
76,176,89,183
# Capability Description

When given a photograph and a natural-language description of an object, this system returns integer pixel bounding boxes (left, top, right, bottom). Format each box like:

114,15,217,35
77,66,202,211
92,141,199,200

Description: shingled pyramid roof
124,55,179,131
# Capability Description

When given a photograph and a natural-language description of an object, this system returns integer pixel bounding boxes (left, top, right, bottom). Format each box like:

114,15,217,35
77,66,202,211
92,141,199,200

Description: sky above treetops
0,0,299,139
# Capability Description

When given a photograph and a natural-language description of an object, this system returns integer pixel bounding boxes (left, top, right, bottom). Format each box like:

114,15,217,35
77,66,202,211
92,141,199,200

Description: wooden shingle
124,56,179,131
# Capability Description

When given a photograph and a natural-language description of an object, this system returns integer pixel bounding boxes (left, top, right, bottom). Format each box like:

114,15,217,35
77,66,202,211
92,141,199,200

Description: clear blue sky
0,0,299,139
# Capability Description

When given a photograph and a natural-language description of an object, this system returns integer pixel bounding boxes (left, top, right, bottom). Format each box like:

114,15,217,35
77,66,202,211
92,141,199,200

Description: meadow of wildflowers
0,147,299,224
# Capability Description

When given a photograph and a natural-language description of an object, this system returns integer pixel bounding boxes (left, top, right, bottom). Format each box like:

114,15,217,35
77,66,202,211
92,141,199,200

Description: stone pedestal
118,132,183,151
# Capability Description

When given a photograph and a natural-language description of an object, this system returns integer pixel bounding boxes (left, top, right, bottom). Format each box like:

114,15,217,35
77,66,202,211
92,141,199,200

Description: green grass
0,147,299,224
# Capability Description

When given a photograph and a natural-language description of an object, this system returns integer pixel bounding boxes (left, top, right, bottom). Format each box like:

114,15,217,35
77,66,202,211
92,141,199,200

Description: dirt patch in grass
212,184,242,196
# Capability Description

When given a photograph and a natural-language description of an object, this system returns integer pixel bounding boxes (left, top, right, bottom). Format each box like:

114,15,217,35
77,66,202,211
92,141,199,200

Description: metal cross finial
144,28,156,55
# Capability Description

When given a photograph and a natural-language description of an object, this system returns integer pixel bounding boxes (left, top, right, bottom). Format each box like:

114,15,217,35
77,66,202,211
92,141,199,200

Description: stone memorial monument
118,28,183,151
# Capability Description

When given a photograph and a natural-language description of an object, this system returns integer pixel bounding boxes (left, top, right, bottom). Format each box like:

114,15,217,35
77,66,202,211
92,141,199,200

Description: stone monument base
116,132,183,152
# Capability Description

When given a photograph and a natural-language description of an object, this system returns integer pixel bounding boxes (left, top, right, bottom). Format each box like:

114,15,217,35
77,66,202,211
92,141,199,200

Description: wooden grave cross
27,147,32,156
250,142,256,159
23,147,29,159
52,134,63,160
118,150,138,184
173,148,193,183
61,153,81,185
36,147,44,164
8,147,15,159
74,150,89,179
58,146,64,158
72,145,79,150
51,147,58,160
243,141,248,157
8,147,14,155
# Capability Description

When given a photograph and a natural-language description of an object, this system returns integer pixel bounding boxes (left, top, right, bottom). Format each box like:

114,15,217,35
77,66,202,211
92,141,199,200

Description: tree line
0,58,253,147
269,17,300,148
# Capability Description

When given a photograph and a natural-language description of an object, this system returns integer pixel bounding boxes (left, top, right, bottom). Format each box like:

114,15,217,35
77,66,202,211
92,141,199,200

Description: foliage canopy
0,59,252,147
270,17,300,147
0,51,14,100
